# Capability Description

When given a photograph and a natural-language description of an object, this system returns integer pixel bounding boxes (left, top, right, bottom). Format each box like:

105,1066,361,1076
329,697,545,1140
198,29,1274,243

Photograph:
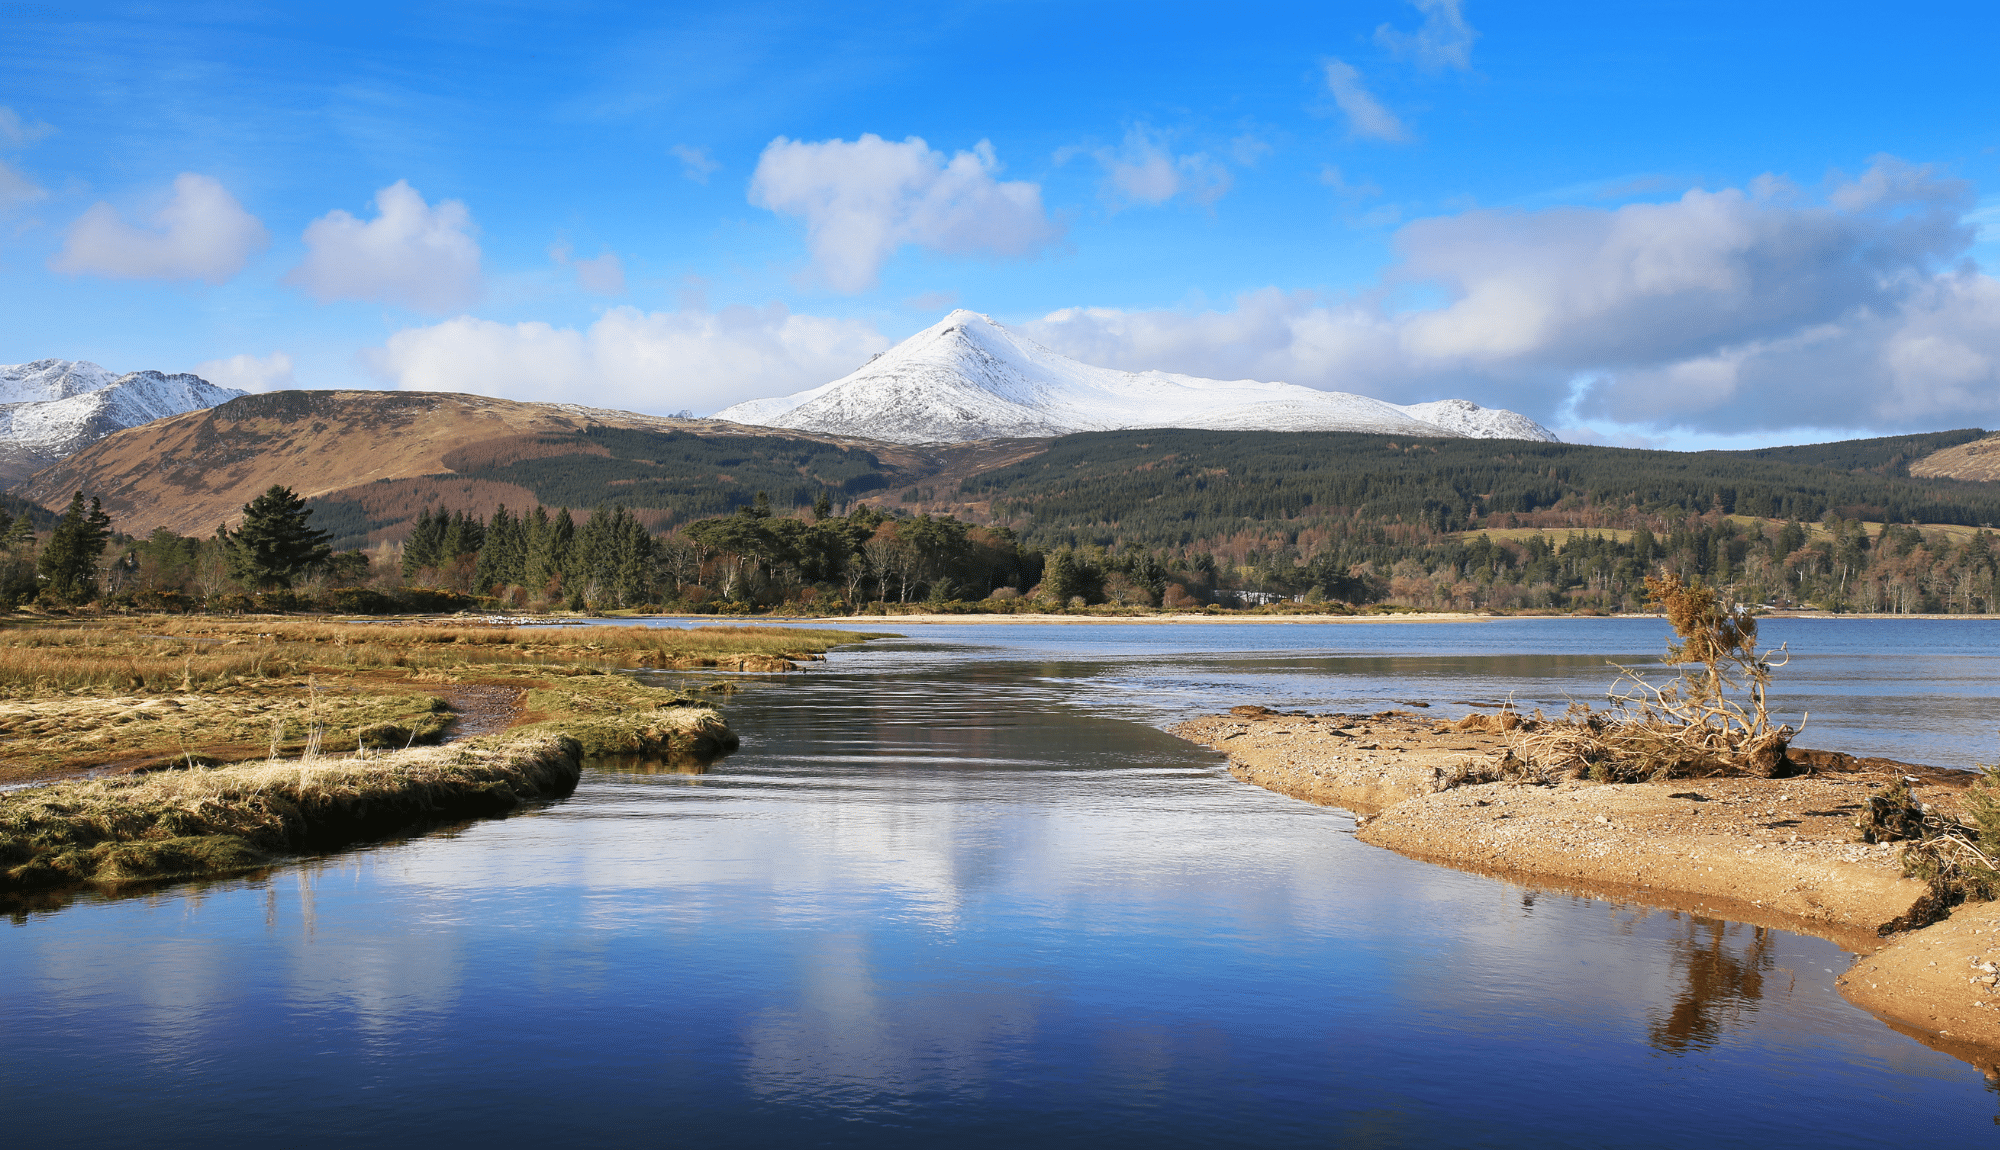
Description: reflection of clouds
9,626,1984,1128
741,931,1043,1105
279,860,466,1042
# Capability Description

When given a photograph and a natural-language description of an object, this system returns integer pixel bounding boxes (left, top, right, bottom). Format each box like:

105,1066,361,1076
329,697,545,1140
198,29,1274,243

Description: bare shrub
1502,574,1805,784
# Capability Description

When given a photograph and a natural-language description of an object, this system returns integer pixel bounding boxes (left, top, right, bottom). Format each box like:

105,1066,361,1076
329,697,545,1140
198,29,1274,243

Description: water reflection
1648,918,1777,1054
587,754,714,776
5,620,2000,1145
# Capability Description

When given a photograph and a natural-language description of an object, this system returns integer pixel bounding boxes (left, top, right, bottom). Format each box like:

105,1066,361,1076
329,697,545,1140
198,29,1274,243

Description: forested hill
19,383,1999,557
947,428,2000,550
1720,430,1986,475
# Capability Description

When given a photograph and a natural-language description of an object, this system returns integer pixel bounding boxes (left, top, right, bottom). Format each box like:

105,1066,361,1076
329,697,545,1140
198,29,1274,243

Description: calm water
5,618,2000,1146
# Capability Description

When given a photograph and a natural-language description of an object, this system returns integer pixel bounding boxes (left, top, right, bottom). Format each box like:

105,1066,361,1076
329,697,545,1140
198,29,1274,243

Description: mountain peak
715,312,1558,445
0,360,247,482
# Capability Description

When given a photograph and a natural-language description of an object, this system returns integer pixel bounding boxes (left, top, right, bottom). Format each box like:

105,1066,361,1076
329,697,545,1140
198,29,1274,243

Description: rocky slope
0,360,245,483
716,310,1559,444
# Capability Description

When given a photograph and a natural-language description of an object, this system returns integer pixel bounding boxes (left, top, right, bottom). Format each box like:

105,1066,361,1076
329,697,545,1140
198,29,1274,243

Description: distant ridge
716,310,1558,444
0,359,246,482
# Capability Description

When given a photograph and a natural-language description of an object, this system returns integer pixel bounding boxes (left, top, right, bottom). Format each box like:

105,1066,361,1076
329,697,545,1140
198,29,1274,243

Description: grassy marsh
0,618,874,783
0,617,879,895
0,734,586,890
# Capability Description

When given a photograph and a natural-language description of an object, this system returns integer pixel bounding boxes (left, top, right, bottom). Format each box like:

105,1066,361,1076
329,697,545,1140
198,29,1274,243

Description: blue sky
2,1,1997,448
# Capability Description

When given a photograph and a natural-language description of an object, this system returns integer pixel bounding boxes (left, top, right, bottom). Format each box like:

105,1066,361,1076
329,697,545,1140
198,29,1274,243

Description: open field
0,618,875,784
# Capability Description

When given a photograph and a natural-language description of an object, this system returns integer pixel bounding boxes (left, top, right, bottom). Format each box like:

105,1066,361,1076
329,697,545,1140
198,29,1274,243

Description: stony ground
1173,706,2000,1064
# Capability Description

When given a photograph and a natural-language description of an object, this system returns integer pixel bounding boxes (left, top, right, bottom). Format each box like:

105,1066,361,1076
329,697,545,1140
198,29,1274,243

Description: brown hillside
1910,433,2000,482
13,390,937,537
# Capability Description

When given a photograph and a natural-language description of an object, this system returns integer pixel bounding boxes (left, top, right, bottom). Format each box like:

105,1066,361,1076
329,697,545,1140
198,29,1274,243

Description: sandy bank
1173,708,2000,1063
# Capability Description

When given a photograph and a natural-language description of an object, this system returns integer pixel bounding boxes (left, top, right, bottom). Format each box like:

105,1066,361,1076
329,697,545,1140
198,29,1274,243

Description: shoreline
1172,707,2000,1067
621,610,2000,626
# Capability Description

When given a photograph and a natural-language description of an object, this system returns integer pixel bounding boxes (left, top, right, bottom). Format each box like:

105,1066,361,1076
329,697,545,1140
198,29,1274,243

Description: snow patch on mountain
0,359,123,405
0,360,246,481
715,311,1558,444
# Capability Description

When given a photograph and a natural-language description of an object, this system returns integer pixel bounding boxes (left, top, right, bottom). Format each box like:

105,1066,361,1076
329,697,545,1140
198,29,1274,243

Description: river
4,617,1999,1145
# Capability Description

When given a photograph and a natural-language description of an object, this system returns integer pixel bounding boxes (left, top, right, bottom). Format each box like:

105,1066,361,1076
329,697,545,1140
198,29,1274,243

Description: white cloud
0,159,42,207
573,251,626,296
0,106,54,146
670,144,720,184
1323,60,1407,142
50,173,268,284
369,303,888,414
904,289,959,312
1091,126,1231,208
194,351,295,392
287,180,480,311
1025,158,2000,435
749,133,1059,293
549,242,627,296
1376,0,1478,72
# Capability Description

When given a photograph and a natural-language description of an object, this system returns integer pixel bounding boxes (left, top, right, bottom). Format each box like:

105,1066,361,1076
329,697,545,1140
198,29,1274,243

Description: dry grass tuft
0,735,586,890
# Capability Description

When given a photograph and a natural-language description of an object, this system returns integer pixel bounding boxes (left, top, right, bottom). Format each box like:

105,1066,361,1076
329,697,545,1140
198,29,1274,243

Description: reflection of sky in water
707,617,2000,769
4,619,1999,1144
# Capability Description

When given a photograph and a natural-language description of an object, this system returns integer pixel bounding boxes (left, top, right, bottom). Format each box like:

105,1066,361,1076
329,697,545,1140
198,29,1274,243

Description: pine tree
523,506,573,598
402,507,444,577
219,485,332,589
36,491,114,604
475,506,525,592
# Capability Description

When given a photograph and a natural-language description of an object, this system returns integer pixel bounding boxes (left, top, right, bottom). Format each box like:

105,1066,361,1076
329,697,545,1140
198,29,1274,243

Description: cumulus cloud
749,133,1059,293
1376,0,1478,72
287,180,480,311
549,242,627,296
50,173,268,284
369,303,888,414
194,351,295,392
1024,157,2000,436
1091,126,1231,208
1322,60,1407,142
670,144,720,184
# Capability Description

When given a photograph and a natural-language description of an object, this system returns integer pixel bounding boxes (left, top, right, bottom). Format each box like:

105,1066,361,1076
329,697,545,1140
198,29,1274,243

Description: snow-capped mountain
714,311,1559,445
0,360,246,481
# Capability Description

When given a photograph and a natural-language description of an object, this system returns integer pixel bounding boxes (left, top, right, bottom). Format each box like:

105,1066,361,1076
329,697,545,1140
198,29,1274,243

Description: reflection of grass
0,734,585,890
0,620,875,783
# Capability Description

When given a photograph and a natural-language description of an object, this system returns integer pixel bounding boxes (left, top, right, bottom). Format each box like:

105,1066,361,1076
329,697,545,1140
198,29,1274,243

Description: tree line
12,473,2000,616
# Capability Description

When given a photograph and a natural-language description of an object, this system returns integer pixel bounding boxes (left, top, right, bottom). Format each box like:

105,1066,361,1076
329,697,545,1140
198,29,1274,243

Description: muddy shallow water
5,618,2000,1145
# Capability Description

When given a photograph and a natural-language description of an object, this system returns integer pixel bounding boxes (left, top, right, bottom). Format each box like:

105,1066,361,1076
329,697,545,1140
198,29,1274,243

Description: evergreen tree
402,507,445,577
474,506,525,592
36,491,113,604
523,506,574,597
219,485,332,589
